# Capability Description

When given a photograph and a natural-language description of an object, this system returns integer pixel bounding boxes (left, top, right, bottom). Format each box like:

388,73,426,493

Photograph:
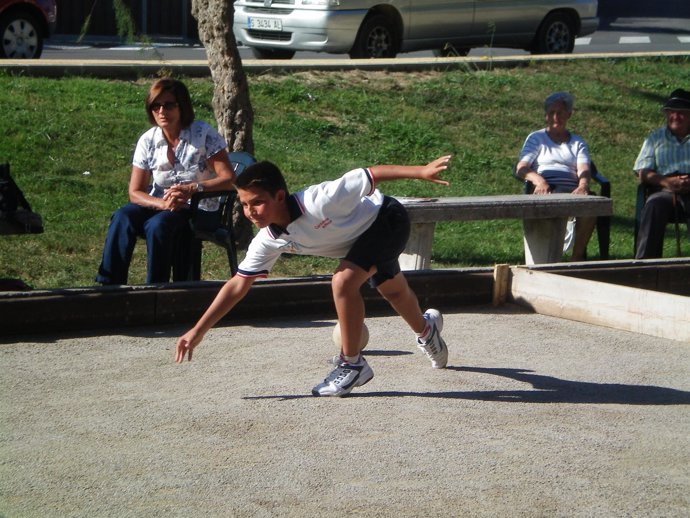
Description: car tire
532,12,575,54
349,14,397,59
251,47,295,60
0,10,43,59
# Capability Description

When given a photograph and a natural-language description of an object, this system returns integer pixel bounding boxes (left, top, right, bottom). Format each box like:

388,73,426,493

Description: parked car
232,0,599,59
0,0,56,59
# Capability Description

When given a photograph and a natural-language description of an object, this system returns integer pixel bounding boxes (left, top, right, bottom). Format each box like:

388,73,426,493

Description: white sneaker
416,309,448,369
312,357,374,397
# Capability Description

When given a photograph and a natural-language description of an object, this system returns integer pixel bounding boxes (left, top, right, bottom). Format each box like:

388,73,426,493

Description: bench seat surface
397,194,613,222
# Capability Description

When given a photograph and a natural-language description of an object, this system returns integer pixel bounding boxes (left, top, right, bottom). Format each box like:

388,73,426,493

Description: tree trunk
191,0,254,153
191,0,254,249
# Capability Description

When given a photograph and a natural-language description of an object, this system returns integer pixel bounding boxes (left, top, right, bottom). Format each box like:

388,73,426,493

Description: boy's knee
331,269,360,297
331,270,348,291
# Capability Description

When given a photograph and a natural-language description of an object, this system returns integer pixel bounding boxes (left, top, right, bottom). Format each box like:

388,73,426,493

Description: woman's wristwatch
195,182,204,192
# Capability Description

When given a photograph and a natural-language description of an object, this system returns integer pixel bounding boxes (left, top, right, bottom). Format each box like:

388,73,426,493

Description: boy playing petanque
175,156,452,396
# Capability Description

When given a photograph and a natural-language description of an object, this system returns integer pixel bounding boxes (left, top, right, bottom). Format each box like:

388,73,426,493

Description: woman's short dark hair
236,161,290,197
145,78,195,128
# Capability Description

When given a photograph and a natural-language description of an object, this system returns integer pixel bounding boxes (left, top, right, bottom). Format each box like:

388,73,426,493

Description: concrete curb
2,259,689,337
0,269,495,336
2,50,689,78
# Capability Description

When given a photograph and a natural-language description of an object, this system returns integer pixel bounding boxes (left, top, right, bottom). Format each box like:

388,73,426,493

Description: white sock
417,323,431,342
342,353,361,364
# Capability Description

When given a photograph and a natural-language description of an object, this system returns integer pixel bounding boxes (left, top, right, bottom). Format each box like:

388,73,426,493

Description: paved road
43,17,690,62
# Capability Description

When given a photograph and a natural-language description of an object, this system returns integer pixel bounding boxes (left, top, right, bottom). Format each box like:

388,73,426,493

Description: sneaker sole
311,367,374,397
417,338,448,369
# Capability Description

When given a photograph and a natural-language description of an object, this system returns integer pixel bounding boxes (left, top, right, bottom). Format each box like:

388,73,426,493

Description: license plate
248,17,282,31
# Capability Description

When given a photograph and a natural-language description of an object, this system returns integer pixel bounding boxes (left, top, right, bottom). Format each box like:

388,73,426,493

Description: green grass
1,56,689,289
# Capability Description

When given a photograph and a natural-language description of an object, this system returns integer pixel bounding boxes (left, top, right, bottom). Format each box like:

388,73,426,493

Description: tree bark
191,0,254,153
191,0,254,249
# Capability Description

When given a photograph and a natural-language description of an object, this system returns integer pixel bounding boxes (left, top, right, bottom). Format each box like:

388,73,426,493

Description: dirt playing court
1,304,689,517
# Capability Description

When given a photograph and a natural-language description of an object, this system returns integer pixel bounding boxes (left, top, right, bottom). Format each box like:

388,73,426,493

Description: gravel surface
1,304,689,517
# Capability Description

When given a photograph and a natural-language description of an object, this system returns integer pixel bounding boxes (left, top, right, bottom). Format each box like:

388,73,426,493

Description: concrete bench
396,194,614,269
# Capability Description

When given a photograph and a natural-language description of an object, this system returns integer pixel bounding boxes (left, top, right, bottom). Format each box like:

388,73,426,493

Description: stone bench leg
523,218,568,264
400,222,436,270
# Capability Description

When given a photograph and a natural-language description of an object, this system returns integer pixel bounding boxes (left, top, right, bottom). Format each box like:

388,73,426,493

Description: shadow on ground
244,365,690,405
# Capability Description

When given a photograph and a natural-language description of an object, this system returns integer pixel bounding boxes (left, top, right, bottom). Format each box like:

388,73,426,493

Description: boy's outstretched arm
175,275,256,362
369,155,452,185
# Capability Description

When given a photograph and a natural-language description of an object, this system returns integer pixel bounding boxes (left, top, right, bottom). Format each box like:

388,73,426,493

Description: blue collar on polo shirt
268,194,303,238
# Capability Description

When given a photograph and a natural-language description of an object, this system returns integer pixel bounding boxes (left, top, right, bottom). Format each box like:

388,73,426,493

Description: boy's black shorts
345,196,410,288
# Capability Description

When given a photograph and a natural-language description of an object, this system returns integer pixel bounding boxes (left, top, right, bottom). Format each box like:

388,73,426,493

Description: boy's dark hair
236,161,290,197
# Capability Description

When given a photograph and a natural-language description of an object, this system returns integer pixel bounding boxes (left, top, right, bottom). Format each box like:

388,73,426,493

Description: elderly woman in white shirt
96,78,236,285
515,91,596,261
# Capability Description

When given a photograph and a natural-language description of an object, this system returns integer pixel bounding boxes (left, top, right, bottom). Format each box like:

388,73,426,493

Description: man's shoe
416,309,448,369
312,357,374,397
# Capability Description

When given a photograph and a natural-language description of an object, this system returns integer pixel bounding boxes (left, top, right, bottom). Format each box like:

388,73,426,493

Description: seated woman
96,78,236,285
515,91,596,261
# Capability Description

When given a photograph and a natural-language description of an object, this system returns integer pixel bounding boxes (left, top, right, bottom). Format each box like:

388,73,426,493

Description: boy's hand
422,155,452,185
176,328,203,362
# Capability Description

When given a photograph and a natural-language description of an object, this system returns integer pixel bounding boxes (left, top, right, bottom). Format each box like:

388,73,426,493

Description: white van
232,0,599,59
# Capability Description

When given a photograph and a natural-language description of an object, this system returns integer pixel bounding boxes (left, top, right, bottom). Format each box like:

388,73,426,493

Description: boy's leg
377,272,449,369
313,196,447,397
331,260,373,358
375,271,426,334
312,260,374,397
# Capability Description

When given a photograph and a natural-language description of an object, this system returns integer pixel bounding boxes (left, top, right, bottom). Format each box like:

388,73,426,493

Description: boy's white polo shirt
237,168,384,278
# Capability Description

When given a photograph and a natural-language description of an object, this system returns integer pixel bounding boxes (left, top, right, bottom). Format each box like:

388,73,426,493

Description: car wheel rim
365,27,391,58
544,21,570,53
3,19,39,58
